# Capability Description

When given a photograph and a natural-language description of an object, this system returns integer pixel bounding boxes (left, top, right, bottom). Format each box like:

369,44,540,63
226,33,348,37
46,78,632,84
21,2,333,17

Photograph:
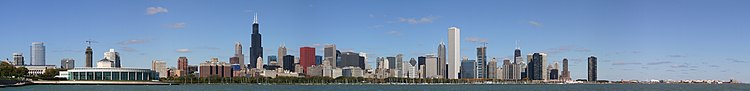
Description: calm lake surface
4,84,750,91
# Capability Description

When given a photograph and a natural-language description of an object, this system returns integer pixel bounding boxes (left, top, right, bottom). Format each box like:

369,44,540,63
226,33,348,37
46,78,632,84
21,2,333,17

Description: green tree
14,67,28,77
40,68,59,78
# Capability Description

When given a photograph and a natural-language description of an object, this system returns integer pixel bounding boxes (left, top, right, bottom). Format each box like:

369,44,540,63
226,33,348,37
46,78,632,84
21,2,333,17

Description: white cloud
146,7,168,15
398,16,438,24
166,22,186,29
118,39,149,45
176,48,191,53
465,37,488,43
528,21,542,27
121,47,137,52
386,30,401,36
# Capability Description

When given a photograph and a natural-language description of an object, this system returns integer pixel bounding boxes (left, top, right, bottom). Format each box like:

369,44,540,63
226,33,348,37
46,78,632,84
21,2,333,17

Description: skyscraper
386,57,396,69
300,47,315,74
315,55,323,65
437,42,446,78
235,42,245,70
396,54,404,77
424,55,439,78
283,55,295,72
526,53,547,81
340,52,365,69
560,58,571,81
31,42,45,65
502,58,515,80
104,49,120,68
61,58,75,69
448,27,460,79
278,43,287,68
152,60,167,78
249,13,264,69
178,57,188,74
588,55,597,82
476,46,487,78
513,42,523,80
487,58,497,79
460,58,476,79
324,44,337,67
85,45,93,67
12,53,23,66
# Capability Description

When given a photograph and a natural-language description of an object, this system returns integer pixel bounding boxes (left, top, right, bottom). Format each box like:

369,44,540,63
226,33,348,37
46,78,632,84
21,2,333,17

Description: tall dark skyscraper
588,56,597,82
283,55,295,72
476,46,487,78
85,45,93,67
561,58,571,81
339,52,365,69
249,13,263,69
526,53,547,80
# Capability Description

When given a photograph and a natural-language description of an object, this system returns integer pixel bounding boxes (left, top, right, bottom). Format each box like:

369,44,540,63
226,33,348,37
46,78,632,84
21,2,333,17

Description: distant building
61,58,75,69
199,58,232,77
282,55,295,72
588,56,597,81
178,57,188,76
230,57,240,64
476,46,487,78
423,55,440,78
268,55,278,66
300,47,315,74
12,53,24,66
104,49,121,68
249,14,264,69
459,58,476,79
324,44,337,68
85,46,93,67
342,66,364,77
527,53,548,81
560,58,571,81
152,60,167,78
31,42,45,65
339,52,365,69
97,59,113,68
447,27,460,79
315,55,323,65
437,42,447,78
277,43,287,69
20,65,56,76
487,58,497,79
234,42,245,70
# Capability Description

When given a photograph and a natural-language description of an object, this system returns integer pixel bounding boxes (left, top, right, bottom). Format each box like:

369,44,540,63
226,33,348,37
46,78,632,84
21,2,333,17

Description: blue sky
1,0,749,82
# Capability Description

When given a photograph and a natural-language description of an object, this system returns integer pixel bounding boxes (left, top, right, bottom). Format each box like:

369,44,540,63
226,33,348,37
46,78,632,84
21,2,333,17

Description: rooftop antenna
515,40,520,49
253,13,258,24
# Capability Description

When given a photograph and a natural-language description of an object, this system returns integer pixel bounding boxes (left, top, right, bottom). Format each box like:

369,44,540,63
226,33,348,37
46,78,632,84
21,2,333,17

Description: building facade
61,58,75,69
31,42,45,65
249,14,263,69
588,56,597,81
151,60,167,78
447,27,460,79
67,68,158,81
199,58,232,77
300,47,315,74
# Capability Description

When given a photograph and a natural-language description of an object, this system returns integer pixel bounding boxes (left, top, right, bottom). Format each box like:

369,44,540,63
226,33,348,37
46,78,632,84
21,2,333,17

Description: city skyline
1,0,749,82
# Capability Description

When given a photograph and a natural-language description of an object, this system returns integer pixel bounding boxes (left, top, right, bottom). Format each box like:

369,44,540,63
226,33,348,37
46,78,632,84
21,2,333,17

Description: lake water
4,84,750,91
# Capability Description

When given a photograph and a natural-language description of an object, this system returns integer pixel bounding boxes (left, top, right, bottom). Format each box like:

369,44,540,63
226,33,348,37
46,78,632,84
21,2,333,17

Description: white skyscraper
31,42,45,65
447,27,460,79
152,60,167,78
103,49,120,67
